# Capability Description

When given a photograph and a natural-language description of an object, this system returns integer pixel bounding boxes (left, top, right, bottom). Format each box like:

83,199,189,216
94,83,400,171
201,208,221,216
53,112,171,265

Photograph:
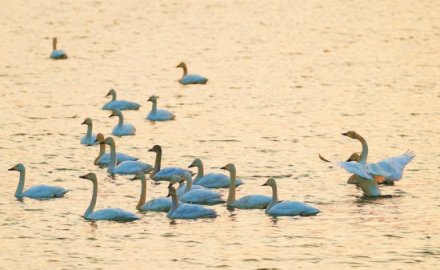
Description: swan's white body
167,186,217,219
80,118,98,146
110,110,136,136
178,172,224,204
221,164,271,209
146,96,175,121
102,89,140,111
9,164,68,199
50,38,67,59
149,145,191,181
80,173,139,221
133,172,171,212
105,137,152,175
263,178,319,217
190,159,243,188
176,181,205,198
176,62,207,85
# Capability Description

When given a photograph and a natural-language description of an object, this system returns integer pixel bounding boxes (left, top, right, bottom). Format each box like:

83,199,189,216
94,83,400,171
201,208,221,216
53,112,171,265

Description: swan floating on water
50,37,68,59
189,158,243,188
109,110,136,136
174,173,224,204
9,163,68,199
176,62,208,85
79,172,139,221
94,133,138,166
149,145,191,181
221,163,271,209
80,118,98,146
102,89,141,111
167,185,217,219
262,178,319,217
104,137,152,175
132,171,171,212
146,95,175,121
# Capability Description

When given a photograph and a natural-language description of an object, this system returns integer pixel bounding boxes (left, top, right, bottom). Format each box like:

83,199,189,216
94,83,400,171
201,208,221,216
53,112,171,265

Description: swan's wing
366,151,415,181
24,185,67,198
153,167,191,181
335,162,374,180
88,208,139,221
114,161,152,174
269,201,319,216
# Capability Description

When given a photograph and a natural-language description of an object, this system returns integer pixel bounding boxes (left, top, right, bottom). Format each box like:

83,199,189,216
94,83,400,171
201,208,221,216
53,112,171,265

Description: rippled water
1,0,439,269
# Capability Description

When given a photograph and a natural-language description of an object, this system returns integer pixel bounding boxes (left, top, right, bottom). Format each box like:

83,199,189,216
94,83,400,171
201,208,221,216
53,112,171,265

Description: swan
176,62,208,85
104,137,153,175
109,110,136,136
146,95,175,121
148,145,191,181
94,133,138,166
167,185,217,219
189,158,243,188
327,131,415,197
221,163,271,209
132,171,171,212
9,163,68,199
50,37,68,59
80,118,99,146
102,89,141,111
79,173,139,221
262,178,319,217
173,173,224,204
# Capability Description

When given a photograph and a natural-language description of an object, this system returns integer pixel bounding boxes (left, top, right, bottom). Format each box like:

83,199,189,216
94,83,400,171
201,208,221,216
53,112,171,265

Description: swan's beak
179,179,185,183
262,183,267,186
109,112,115,118
175,64,180,68
167,191,171,197
81,120,87,125
8,167,16,171
167,182,173,188
105,90,112,97
220,166,226,170
342,132,349,136
147,147,154,152
188,163,195,168
79,174,88,179
131,176,138,180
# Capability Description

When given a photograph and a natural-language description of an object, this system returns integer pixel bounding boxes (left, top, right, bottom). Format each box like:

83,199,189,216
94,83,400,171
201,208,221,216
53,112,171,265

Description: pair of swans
9,164,68,199
321,131,415,197
176,62,208,85
149,145,191,181
189,158,243,188
94,133,138,166
50,37,67,59
109,110,136,136
102,89,141,111
146,95,175,121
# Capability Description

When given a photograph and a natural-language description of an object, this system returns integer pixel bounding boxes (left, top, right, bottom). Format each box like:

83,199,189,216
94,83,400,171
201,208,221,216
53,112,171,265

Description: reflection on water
1,0,440,269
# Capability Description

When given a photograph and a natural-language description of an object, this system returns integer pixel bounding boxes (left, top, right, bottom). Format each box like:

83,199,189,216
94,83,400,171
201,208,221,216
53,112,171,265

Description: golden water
0,0,439,269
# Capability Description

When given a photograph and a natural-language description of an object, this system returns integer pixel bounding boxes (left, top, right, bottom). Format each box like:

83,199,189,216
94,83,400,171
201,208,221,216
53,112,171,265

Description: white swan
109,110,136,136
80,118,98,146
167,185,217,219
189,158,243,188
148,145,191,181
221,163,271,209
79,173,139,221
146,95,175,121
50,37,67,59
9,163,68,199
132,171,171,212
176,62,208,85
102,89,141,111
104,137,153,175
262,178,319,217
173,174,224,204
94,133,138,166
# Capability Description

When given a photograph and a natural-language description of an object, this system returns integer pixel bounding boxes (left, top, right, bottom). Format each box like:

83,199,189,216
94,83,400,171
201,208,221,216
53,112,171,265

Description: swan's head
109,110,122,118
346,152,361,162
105,89,116,97
95,133,105,144
342,131,359,139
79,172,97,182
176,62,186,69
103,137,115,146
131,171,146,181
188,158,202,168
8,163,25,172
148,145,162,154
167,185,177,197
147,95,158,102
262,177,277,187
81,117,92,126
220,163,236,173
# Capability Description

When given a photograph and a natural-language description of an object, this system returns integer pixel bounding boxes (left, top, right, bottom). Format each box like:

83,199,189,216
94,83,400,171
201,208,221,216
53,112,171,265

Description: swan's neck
108,142,117,171
184,173,192,193
136,177,147,210
357,178,381,197
180,64,188,76
85,123,93,140
151,100,157,114
267,183,279,210
194,164,204,183
110,91,116,101
15,169,26,198
356,134,368,164
94,143,106,165
227,169,237,206
85,180,98,217
170,192,179,212
116,113,124,128
151,150,162,176
52,38,57,50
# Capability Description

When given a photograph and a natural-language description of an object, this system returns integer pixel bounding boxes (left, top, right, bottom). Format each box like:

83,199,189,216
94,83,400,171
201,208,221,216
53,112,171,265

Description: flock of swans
7,37,416,222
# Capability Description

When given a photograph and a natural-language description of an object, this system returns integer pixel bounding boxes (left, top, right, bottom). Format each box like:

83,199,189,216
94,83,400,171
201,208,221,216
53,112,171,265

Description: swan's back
267,201,320,216
50,50,67,59
180,188,223,204
23,185,68,199
179,74,208,85
176,184,206,198
112,123,136,136
103,100,140,111
80,134,98,145
86,208,139,221
195,173,243,188
97,153,138,166
232,194,271,209
153,167,192,181
147,109,175,121
140,197,172,212
110,161,152,175
168,203,217,219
